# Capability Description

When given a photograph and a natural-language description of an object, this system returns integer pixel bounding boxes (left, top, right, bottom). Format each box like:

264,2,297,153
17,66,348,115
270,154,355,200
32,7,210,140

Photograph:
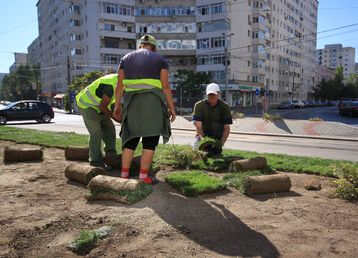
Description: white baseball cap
206,83,220,95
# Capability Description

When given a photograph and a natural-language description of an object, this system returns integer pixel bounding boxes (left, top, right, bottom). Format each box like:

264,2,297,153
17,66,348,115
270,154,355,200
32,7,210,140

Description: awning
54,94,65,99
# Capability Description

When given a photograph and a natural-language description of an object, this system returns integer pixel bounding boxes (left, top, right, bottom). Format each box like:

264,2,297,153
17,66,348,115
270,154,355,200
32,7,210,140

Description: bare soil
0,141,357,258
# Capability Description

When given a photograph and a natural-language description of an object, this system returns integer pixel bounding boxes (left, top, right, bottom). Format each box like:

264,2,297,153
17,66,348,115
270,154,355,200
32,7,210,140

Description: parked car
277,101,294,109
292,100,305,109
0,100,54,125
339,101,358,117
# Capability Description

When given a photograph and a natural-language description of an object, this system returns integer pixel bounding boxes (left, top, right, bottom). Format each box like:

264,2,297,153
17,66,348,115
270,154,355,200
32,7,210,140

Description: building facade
36,0,318,106
9,53,28,73
315,65,336,85
316,44,356,79
27,37,42,66
196,0,318,105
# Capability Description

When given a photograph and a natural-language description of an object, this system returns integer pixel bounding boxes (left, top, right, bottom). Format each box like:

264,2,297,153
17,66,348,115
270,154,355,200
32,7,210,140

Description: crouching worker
76,74,119,168
113,35,176,184
193,83,233,153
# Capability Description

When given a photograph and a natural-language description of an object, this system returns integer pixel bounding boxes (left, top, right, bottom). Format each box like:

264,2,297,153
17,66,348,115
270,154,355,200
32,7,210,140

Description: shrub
263,113,282,122
333,164,358,201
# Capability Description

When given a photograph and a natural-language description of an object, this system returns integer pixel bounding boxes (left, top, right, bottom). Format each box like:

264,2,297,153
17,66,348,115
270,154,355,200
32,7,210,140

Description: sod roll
245,174,291,195
229,157,268,172
103,155,143,177
65,147,89,161
65,164,105,185
4,147,43,163
88,175,142,192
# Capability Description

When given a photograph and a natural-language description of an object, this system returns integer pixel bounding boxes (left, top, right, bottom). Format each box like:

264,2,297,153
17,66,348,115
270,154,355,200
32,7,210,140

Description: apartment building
36,0,318,106
316,44,356,79
36,0,136,99
9,52,28,73
27,37,41,66
196,0,318,106
135,0,197,97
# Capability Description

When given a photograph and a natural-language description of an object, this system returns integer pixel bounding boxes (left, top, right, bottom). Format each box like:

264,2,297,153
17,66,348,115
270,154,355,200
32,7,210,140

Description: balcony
99,29,136,40
100,47,133,56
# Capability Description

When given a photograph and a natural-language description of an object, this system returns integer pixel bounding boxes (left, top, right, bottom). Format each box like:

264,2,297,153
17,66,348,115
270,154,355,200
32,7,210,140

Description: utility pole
223,32,234,103
224,43,228,102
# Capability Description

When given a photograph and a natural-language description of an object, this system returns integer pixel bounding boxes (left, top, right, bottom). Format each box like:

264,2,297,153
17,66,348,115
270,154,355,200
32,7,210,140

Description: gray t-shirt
118,49,168,79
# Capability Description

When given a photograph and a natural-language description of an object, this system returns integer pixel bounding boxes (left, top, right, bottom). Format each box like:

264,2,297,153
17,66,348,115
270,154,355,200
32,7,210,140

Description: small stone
94,226,112,239
304,179,322,191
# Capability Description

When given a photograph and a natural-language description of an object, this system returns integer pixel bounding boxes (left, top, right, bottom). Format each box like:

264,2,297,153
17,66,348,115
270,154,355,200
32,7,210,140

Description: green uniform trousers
79,107,116,165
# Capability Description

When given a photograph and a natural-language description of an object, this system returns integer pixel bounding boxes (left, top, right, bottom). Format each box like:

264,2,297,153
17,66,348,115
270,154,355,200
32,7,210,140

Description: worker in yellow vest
76,74,118,167
113,35,176,184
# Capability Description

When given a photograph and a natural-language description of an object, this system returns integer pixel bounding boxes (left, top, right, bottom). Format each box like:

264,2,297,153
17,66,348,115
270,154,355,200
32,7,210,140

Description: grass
165,171,226,197
69,230,98,255
1,126,358,178
90,184,153,204
223,169,274,194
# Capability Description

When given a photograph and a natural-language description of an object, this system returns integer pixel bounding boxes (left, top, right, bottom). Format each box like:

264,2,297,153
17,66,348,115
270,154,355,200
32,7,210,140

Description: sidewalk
172,116,358,139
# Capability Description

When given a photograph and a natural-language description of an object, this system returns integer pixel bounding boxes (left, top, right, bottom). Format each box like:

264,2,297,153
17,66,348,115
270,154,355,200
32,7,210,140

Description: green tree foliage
0,65,40,101
68,71,105,94
313,66,358,100
174,69,212,107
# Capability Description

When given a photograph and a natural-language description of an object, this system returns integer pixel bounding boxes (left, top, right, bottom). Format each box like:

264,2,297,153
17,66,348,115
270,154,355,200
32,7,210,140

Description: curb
171,127,358,142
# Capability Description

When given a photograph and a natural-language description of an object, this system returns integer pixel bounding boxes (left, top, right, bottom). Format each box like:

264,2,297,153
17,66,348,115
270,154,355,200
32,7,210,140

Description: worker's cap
139,34,157,47
206,83,221,95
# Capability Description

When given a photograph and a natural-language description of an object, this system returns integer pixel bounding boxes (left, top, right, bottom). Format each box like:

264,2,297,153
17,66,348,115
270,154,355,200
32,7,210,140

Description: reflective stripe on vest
123,78,162,92
76,74,117,112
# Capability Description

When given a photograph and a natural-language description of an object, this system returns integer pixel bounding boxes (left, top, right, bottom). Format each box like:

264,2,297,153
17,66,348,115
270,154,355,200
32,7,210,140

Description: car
277,101,294,109
292,100,305,109
0,100,54,125
339,101,358,117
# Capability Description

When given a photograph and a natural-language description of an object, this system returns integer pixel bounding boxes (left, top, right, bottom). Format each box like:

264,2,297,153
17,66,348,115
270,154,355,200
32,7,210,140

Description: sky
0,0,358,73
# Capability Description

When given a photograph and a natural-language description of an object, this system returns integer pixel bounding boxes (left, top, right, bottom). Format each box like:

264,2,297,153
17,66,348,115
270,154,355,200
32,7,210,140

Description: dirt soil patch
0,140,357,258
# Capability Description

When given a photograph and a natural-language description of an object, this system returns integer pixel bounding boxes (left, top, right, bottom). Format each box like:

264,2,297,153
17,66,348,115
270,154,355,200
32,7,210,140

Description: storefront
220,82,263,108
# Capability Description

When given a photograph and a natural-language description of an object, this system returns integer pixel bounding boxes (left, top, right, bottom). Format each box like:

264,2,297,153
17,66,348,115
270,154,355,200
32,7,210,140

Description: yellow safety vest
123,78,163,92
76,74,117,113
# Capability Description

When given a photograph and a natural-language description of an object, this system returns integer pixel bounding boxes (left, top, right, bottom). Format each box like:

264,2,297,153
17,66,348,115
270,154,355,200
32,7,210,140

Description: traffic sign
255,88,260,96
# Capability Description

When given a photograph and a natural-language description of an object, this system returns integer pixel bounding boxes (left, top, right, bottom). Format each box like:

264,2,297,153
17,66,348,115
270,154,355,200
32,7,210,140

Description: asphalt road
4,112,358,162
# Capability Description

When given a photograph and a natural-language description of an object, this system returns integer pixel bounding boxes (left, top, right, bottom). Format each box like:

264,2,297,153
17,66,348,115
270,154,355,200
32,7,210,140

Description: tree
68,71,104,94
313,66,350,100
0,65,39,101
175,70,212,108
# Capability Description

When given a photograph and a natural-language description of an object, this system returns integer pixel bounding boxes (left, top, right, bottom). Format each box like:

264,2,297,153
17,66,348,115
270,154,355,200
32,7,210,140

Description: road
4,112,358,162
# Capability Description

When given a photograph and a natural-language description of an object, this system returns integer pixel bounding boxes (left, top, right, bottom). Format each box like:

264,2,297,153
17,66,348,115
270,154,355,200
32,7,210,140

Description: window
197,38,210,49
211,36,225,48
198,5,210,15
102,54,122,64
211,3,224,15
71,48,83,56
104,23,115,31
70,19,80,27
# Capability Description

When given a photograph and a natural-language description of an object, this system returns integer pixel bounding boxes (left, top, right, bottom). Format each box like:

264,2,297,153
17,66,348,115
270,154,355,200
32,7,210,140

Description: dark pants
123,136,160,151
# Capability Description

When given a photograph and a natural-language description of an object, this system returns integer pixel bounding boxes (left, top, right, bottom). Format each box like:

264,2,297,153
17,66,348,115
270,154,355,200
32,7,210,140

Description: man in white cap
192,83,233,149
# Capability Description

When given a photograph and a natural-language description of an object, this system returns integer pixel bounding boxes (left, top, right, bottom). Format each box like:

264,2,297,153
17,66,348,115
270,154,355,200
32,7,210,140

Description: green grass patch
223,169,274,194
165,171,226,197
1,126,357,178
90,184,153,204
68,230,98,255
